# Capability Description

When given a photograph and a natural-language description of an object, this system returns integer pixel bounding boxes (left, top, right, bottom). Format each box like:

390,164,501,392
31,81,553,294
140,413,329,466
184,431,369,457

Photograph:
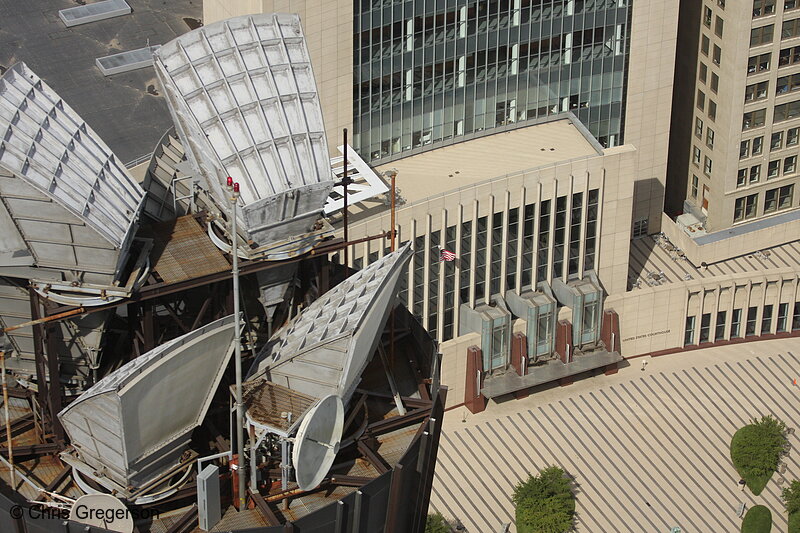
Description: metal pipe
0,307,85,335
280,438,289,491
249,424,257,491
1,351,14,489
229,179,246,512
389,170,397,252
342,129,349,277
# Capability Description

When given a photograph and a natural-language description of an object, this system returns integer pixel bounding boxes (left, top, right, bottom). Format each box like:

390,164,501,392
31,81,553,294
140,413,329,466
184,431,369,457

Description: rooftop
628,234,800,290
375,116,602,205
0,0,201,164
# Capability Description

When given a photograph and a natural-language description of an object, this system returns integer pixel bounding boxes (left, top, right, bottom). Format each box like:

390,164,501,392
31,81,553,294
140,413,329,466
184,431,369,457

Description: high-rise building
670,0,800,254
353,0,631,161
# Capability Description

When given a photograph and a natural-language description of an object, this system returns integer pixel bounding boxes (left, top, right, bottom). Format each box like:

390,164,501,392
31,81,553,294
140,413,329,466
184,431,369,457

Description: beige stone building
674,0,800,262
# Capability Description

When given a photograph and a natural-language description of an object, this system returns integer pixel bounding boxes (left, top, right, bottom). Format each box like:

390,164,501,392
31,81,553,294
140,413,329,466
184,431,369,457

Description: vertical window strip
584,189,599,271
536,199,551,284
568,191,583,276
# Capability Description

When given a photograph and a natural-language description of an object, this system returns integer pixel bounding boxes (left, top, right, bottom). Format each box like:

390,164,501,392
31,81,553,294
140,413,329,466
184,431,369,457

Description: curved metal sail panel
0,63,145,281
249,245,412,403
153,13,333,243
59,315,236,488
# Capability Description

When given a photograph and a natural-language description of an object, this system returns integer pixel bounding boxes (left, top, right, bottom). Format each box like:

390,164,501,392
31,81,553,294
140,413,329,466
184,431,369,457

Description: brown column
555,320,573,364
601,309,621,375
464,346,486,414
601,309,621,353
510,332,527,376
555,320,574,387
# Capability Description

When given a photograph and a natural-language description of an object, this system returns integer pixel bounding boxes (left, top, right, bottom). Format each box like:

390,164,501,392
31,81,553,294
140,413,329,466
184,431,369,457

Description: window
707,128,715,148
746,306,759,336
709,100,717,120
754,0,777,16
731,308,743,338
734,193,759,222
745,80,770,101
695,117,704,137
783,18,800,40
692,174,699,197
719,0,726,8
777,73,800,94
765,184,794,212
684,316,696,346
699,313,711,343
743,108,767,129
737,168,748,187
711,72,719,92
795,302,800,330
777,303,789,332
788,127,800,145
751,164,762,183
568,192,583,276
779,45,800,66
748,52,771,73
697,89,706,111
632,218,648,238
789,0,800,12
762,304,774,334
551,196,567,279
715,311,727,341
584,190,598,271
699,62,708,83
768,159,781,178
702,35,710,55
715,16,724,37
704,155,713,175
713,44,722,65
773,99,800,121
785,155,797,173
751,24,774,46
771,130,784,149
741,139,751,159
457,220,477,304
704,6,712,26
693,146,702,165
753,136,764,154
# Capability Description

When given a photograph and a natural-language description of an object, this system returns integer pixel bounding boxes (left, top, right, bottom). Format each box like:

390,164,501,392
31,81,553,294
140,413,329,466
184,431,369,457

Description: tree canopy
513,466,575,533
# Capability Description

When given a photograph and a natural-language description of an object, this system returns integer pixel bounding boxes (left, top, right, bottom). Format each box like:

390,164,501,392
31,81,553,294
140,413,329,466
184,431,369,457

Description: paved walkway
431,338,800,532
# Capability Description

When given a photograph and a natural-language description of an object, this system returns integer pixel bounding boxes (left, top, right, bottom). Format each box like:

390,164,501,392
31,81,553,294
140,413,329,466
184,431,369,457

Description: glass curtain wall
354,0,632,161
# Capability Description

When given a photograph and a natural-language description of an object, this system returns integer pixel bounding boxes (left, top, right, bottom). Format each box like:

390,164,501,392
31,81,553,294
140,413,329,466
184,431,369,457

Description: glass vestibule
505,284,557,361
551,273,604,348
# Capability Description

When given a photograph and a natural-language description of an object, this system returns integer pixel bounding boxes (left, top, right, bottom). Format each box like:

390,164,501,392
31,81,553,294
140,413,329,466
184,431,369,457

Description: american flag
439,249,457,262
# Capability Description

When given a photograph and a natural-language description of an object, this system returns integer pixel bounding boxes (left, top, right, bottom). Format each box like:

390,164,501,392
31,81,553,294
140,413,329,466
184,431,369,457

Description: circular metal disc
292,394,344,490
69,494,134,533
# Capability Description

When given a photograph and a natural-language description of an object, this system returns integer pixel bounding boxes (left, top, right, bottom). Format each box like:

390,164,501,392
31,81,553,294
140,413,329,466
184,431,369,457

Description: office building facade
677,0,800,241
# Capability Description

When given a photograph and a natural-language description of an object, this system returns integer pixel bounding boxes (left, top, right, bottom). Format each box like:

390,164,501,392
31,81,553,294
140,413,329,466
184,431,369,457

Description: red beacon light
226,176,234,187
233,182,240,194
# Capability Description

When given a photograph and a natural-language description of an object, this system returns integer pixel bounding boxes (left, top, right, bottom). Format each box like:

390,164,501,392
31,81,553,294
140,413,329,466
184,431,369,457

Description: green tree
782,481,800,533
425,512,451,533
513,466,575,533
730,415,788,495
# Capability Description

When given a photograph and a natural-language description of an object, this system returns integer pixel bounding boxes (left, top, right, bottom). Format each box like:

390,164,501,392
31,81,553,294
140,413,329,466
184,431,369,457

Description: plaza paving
431,338,800,532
